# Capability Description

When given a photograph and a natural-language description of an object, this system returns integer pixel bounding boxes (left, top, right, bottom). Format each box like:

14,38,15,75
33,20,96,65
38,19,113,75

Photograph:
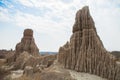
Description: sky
0,0,120,52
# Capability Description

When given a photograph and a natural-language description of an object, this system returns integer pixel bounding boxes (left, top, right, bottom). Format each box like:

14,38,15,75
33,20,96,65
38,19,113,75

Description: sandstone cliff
58,6,120,80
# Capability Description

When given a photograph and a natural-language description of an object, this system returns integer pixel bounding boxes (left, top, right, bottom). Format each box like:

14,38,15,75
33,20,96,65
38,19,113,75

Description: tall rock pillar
15,29,39,57
58,6,120,80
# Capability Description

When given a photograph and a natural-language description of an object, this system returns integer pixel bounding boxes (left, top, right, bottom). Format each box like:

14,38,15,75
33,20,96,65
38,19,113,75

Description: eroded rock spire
16,29,39,57
58,6,120,80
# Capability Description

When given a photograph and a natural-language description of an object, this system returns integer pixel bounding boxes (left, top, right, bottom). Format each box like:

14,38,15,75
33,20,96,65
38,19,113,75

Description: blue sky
0,0,120,52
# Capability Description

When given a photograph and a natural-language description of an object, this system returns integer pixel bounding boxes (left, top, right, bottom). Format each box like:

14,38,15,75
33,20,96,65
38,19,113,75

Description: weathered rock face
15,29,39,57
7,29,57,71
13,51,57,70
58,6,120,80
14,51,31,69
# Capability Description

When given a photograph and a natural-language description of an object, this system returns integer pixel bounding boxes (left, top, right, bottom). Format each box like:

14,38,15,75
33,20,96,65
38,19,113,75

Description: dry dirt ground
0,59,111,80
44,60,107,80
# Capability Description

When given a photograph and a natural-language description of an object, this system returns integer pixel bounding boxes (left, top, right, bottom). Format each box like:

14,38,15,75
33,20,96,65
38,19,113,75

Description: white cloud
10,10,72,51
0,8,10,22
13,11,70,34
0,0,120,51
17,0,34,7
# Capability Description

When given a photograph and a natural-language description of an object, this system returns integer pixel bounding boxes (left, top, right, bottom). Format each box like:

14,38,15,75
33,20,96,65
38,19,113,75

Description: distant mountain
111,51,120,58
40,52,58,55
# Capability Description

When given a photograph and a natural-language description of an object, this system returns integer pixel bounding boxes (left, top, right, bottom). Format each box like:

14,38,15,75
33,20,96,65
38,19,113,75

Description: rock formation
15,29,39,57
7,29,40,64
6,29,57,76
0,50,14,59
58,6,120,80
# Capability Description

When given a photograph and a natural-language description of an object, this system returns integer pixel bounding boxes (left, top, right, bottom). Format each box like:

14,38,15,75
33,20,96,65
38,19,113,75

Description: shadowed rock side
15,29,39,57
58,6,120,80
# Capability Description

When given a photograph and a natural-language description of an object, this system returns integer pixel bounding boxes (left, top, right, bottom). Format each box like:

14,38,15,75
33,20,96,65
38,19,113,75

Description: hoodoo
15,29,39,57
58,6,120,80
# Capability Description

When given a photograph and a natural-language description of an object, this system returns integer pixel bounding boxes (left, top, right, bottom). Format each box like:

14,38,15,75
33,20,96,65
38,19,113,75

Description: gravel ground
69,70,107,80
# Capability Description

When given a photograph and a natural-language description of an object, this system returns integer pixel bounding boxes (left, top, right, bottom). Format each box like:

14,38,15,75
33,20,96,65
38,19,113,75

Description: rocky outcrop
58,6,120,80
7,29,57,73
15,29,39,57
0,50,15,65
0,50,9,59
0,50,14,59
7,29,40,63
13,51,57,70
14,51,32,69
